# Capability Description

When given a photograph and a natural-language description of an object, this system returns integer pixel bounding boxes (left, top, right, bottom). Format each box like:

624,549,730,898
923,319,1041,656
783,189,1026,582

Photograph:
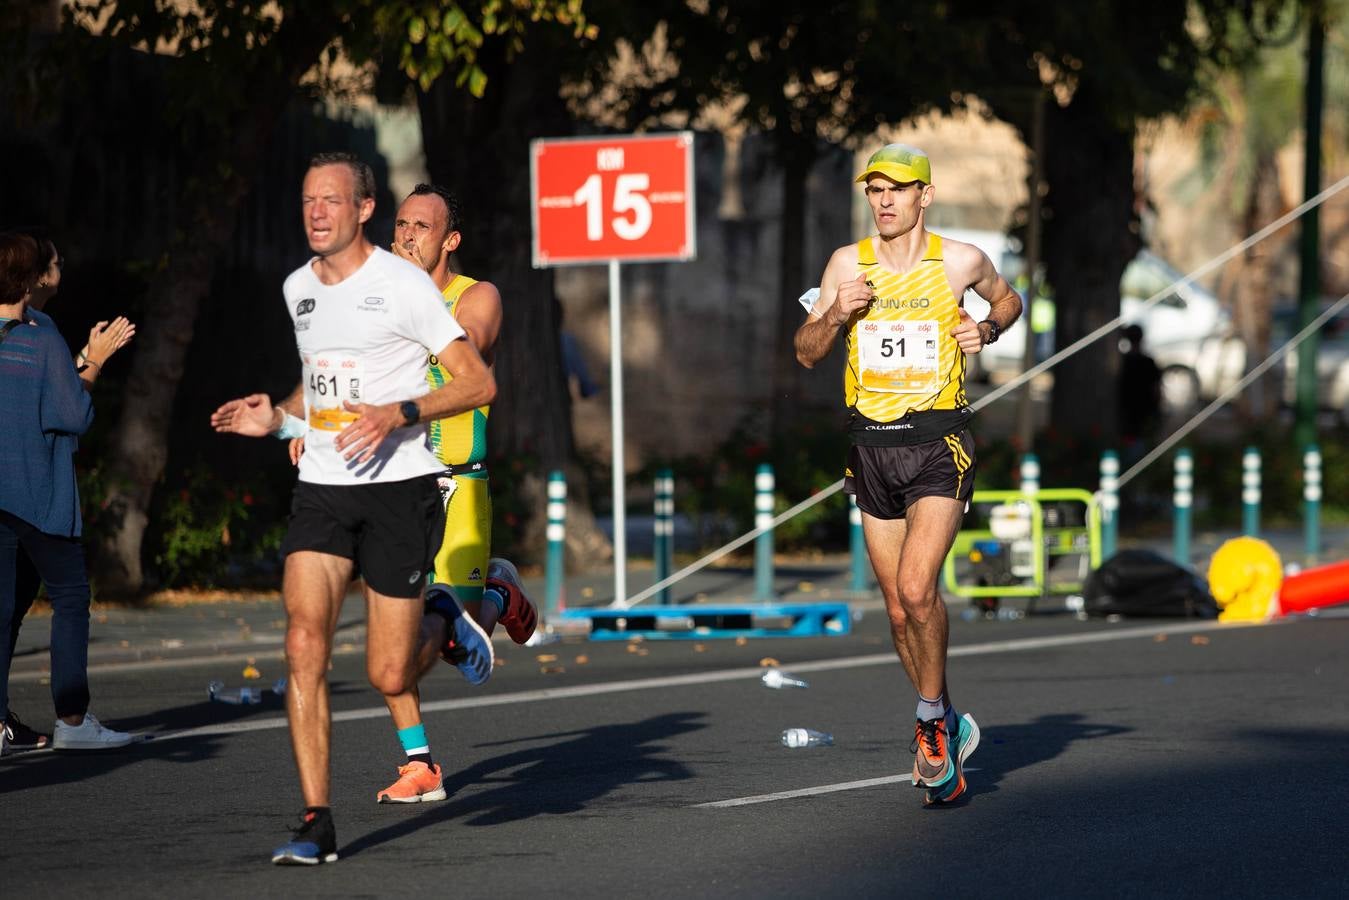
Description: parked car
1276,305,1349,423
944,229,1243,414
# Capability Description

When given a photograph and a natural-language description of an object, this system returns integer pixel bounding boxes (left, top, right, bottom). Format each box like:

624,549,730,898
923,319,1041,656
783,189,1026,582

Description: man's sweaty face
393,193,450,274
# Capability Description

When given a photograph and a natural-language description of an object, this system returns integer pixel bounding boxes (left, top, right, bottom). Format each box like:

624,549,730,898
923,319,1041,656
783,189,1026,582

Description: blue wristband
272,412,306,440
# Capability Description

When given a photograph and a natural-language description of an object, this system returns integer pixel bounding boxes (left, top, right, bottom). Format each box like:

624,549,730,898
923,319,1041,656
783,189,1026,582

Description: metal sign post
531,132,696,606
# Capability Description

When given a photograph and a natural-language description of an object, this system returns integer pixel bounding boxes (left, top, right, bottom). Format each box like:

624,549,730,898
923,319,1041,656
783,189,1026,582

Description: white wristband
272,412,306,440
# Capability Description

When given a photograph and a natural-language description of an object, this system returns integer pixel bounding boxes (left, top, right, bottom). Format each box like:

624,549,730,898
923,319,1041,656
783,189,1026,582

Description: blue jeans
0,509,91,721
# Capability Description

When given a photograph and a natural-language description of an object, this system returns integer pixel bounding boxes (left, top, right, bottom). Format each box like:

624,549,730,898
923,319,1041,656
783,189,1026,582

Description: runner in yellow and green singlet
372,183,540,804
795,144,1022,807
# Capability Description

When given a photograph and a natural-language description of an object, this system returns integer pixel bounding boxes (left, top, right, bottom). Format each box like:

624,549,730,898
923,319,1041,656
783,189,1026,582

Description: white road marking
142,618,1264,747
695,775,915,807
693,768,984,808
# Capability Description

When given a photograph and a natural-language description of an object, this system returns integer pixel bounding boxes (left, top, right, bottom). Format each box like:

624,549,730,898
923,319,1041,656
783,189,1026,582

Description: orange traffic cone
1277,559,1349,616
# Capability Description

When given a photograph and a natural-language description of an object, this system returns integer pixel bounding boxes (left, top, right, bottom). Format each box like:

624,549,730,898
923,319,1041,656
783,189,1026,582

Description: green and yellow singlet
427,274,490,467
844,233,968,423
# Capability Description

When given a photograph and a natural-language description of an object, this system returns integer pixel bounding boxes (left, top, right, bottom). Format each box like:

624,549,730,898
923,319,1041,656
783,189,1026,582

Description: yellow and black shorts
844,432,976,520
433,466,491,602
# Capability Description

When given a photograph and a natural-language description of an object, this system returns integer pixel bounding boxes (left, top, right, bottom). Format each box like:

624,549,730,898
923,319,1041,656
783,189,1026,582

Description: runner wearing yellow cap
794,142,1022,805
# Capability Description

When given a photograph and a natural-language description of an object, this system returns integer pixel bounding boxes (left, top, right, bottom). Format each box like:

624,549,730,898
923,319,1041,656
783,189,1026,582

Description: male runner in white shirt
211,152,495,866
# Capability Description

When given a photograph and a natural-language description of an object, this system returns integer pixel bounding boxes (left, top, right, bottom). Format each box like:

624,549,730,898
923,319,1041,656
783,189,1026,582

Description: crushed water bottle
761,667,809,689
207,680,262,705
781,728,833,748
272,677,288,697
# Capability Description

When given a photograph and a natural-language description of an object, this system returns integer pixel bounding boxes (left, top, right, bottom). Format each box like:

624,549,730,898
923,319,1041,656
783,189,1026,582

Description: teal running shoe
924,713,980,806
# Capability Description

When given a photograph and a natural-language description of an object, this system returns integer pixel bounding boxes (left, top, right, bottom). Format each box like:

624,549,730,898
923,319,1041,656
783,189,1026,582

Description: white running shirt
284,247,466,486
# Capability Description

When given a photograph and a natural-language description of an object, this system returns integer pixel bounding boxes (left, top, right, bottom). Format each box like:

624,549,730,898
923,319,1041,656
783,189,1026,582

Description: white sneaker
52,713,134,750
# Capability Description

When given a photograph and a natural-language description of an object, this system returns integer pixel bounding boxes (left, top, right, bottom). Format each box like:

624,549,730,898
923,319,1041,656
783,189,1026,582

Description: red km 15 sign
531,132,696,267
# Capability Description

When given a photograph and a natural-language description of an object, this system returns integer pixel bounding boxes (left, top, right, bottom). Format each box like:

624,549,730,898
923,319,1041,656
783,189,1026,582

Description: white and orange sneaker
376,760,448,804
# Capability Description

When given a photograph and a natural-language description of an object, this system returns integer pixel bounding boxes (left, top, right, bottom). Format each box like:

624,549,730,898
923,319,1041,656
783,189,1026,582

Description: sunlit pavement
4,579,1347,897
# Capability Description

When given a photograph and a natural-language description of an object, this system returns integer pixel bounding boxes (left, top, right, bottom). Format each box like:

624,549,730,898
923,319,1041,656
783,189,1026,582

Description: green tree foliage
946,0,1296,446
569,2,968,441
7,0,591,595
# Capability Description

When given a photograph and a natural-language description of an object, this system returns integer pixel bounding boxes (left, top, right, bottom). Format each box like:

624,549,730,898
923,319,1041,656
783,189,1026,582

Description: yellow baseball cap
855,143,932,185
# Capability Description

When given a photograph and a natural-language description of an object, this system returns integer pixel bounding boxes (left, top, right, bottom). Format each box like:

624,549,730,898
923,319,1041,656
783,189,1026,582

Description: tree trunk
90,25,333,596
1040,90,1141,460
417,41,610,569
1233,150,1285,422
769,136,816,443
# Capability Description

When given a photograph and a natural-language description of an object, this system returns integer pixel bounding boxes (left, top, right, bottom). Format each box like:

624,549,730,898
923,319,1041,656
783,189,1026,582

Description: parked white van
942,229,1242,413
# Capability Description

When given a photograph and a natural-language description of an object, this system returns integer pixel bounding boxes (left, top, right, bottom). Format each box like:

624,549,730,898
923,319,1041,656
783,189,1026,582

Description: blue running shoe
272,807,338,865
924,713,980,806
425,583,495,686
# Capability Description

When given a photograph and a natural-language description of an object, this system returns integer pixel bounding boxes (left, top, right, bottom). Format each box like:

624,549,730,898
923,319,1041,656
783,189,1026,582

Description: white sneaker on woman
52,713,133,750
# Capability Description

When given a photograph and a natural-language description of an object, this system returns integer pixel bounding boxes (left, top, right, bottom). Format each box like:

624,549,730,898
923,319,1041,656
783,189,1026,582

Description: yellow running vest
427,274,490,467
844,233,968,422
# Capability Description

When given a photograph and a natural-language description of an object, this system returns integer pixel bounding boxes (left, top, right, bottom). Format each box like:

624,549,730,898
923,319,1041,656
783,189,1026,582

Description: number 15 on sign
531,132,696,267
529,132,697,610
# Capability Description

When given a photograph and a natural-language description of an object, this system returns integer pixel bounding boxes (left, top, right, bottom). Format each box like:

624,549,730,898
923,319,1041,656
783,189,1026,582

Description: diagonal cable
1116,291,1349,490
615,174,1349,610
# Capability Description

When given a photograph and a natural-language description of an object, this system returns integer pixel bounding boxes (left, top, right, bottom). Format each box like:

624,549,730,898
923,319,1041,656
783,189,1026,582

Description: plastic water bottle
208,681,262,705
781,728,833,748
272,677,287,697
761,667,809,689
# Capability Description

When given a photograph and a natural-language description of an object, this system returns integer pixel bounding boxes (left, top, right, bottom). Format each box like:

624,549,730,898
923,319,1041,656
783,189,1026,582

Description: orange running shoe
924,713,979,807
910,717,953,788
376,761,447,804
487,558,538,645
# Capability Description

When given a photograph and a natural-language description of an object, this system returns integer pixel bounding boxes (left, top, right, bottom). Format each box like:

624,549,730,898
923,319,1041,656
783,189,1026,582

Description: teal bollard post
1173,449,1193,565
849,494,870,593
1304,444,1322,565
1099,451,1119,561
544,471,567,617
1020,452,1041,496
754,464,775,601
654,468,673,604
1242,446,1261,537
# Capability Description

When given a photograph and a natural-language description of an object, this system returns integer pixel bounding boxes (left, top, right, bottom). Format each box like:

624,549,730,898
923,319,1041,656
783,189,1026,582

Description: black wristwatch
979,319,1001,345
399,400,420,426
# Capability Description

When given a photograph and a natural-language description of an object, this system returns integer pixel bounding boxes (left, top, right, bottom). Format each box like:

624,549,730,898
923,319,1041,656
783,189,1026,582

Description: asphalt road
4,605,1348,899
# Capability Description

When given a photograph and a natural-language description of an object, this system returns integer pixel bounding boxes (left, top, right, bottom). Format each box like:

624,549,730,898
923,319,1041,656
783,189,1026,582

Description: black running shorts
844,431,977,520
281,474,445,598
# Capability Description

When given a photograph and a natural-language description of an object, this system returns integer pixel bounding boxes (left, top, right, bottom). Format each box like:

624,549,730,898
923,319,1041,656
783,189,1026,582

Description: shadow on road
342,711,706,857
961,712,1132,802
99,678,372,735
0,731,230,794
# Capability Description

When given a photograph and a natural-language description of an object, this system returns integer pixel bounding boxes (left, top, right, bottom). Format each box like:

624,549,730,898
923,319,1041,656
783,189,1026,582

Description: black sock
408,750,434,768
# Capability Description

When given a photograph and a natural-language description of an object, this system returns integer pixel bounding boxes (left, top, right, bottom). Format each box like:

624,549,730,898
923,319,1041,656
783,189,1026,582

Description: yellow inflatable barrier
1206,537,1282,623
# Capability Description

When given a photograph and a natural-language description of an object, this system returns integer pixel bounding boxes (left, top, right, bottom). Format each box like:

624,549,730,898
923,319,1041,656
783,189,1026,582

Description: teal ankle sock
483,585,508,617
397,723,432,766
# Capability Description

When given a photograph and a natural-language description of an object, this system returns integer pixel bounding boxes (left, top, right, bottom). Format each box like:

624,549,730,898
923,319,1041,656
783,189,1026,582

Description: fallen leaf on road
735,637,748,646
540,665,566,674
759,657,780,667
1190,635,1210,645
1154,634,1168,642
536,653,559,663
574,655,589,665
798,582,814,592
